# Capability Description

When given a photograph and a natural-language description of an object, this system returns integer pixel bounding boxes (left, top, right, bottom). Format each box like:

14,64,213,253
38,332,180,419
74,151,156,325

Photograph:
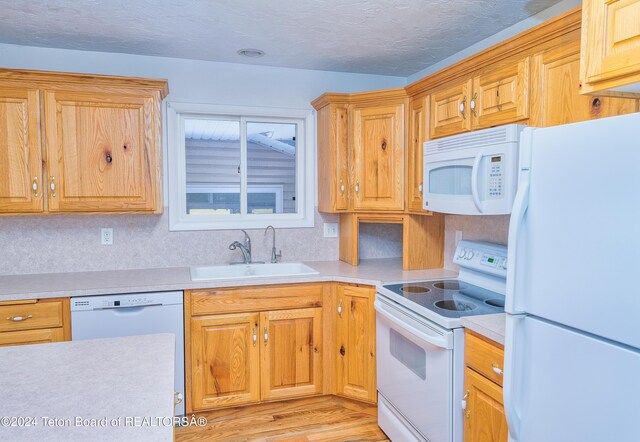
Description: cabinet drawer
0,327,65,347
465,331,505,386
190,283,324,315
0,300,64,332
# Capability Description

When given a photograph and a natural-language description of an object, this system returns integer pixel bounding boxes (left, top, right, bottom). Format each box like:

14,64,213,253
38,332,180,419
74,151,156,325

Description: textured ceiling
0,0,563,76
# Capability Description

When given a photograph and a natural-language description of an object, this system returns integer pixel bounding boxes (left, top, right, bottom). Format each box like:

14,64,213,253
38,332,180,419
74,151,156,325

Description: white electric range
375,240,507,442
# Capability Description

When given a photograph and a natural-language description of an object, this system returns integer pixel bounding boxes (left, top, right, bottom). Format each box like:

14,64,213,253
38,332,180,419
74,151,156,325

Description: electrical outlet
101,228,113,245
455,230,463,246
323,223,339,238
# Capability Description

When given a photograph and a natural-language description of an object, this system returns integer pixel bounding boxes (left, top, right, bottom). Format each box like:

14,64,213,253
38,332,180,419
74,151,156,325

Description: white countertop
0,258,457,301
461,313,506,345
0,334,176,442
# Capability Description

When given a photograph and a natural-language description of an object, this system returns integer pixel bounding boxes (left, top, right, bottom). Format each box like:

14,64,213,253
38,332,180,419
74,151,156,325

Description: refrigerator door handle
504,314,525,442
470,149,484,213
505,180,529,314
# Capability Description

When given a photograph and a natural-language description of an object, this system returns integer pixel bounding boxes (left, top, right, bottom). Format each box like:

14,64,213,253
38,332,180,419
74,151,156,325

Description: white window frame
167,102,315,231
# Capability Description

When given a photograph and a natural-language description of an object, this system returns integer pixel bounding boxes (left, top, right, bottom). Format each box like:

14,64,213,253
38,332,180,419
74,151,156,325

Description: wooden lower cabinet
464,331,507,442
186,285,326,413
189,312,261,411
261,307,323,401
464,367,508,442
335,284,377,403
0,298,70,346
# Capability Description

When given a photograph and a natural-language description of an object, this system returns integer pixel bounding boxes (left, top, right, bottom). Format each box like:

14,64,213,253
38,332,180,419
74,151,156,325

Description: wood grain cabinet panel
0,298,70,347
0,328,65,347
430,79,473,139
463,367,508,442
335,284,376,403
190,312,261,411
581,0,640,95
260,307,323,401
316,103,350,213
407,95,429,212
44,90,158,212
532,42,638,127
472,57,530,129
352,103,405,211
0,87,43,213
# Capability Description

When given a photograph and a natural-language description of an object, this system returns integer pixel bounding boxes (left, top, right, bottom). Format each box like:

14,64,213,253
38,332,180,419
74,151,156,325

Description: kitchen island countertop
0,333,176,442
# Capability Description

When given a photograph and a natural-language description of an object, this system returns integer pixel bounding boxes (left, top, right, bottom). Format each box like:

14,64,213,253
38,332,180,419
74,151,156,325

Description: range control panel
453,240,508,278
487,155,504,199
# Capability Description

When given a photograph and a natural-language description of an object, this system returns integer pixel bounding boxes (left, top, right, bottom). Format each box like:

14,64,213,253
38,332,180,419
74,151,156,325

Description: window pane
246,122,297,214
184,118,240,214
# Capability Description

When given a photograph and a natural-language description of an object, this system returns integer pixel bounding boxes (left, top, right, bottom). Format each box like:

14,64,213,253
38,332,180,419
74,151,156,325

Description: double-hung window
167,103,314,230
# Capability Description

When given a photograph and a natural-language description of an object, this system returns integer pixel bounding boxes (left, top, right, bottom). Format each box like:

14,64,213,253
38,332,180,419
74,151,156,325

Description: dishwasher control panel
70,291,183,311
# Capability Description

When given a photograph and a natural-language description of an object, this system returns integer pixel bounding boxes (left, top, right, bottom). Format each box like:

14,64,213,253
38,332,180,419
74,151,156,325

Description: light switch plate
323,223,339,238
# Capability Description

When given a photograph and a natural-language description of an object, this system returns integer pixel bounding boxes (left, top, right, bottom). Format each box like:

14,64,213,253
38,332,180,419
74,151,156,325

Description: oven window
429,165,472,195
390,329,426,380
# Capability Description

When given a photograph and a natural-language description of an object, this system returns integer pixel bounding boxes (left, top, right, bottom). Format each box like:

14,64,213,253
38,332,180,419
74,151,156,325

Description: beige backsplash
0,209,340,276
443,215,510,270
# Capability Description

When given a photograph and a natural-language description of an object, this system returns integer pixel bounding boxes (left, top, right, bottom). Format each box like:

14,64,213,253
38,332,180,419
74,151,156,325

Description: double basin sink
190,262,319,282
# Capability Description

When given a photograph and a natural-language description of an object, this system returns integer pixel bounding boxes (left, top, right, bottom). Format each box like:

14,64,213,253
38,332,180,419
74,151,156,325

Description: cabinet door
0,328,64,347
407,95,429,212
531,43,638,127
463,367,508,442
352,103,404,211
317,104,349,212
430,78,472,139
336,285,376,402
190,312,260,411
581,0,640,92
260,307,323,401
0,87,43,213
44,90,158,212
472,57,530,129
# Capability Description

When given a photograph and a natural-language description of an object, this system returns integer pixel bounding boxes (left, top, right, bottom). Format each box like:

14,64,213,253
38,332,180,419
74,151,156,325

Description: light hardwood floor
175,396,389,442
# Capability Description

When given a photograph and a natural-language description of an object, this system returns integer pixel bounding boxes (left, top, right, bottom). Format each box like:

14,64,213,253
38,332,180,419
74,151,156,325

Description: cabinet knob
418,183,423,193
470,92,478,117
32,177,39,197
252,326,257,346
6,314,33,322
263,326,268,345
355,181,360,194
340,180,345,194
492,363,503,375
338,299,343,317
49,176,56,198
459,96,467,119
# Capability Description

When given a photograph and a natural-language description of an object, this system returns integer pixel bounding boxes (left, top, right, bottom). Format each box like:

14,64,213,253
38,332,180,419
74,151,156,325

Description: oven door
375,295,453,442
423,144,517,215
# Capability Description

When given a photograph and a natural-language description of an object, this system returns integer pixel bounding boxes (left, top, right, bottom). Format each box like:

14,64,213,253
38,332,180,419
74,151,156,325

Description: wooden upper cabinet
336,284,376,403
44,90,158,212
190,312,261,411
532,41,638,127
352,102,405,211
315,101,350,213
260,307,323,401
0,87,43,213
581,0,640,95
407,95,429,212
472,57,530,129
430,78,472,139
0,68,167,215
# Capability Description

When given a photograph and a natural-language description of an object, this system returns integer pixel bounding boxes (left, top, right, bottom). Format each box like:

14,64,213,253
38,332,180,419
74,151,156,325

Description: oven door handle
374,300,452,350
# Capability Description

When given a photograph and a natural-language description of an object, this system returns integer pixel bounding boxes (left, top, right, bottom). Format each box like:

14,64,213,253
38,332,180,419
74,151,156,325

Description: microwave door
424,155,479,215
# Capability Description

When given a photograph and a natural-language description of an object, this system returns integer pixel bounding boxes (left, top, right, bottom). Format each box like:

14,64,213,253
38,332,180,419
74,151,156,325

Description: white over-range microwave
422,124,525,215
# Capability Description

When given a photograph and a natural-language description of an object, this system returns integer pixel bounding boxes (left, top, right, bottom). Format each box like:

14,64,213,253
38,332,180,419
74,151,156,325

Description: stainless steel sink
190,262,319,281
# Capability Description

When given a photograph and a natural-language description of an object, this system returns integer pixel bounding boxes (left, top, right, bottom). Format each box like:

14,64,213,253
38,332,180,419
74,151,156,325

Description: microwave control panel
487,155,504,199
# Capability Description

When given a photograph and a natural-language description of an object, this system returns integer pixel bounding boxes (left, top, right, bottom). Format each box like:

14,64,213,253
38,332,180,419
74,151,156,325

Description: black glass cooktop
382,279,505,318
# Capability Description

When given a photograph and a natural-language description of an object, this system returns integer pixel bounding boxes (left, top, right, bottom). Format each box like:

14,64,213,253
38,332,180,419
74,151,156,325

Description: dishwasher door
71,291,185,416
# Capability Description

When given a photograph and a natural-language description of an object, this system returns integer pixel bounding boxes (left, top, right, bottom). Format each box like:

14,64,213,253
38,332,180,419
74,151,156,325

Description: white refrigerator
504,113,640,442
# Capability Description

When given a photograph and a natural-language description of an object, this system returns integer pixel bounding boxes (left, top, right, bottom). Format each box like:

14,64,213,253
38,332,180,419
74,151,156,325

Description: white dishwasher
71,291,185,416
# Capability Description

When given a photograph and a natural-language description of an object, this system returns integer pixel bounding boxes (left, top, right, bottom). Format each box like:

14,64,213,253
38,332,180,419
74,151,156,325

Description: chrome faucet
264,225,282,263
229,230,252,264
